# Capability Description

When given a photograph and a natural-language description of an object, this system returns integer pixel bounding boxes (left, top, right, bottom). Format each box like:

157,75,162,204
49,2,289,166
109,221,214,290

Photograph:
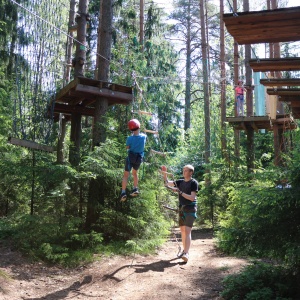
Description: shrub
221,262,297,300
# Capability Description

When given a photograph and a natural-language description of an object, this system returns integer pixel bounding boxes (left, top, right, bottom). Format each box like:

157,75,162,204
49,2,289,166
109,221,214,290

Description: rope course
8,0,70,147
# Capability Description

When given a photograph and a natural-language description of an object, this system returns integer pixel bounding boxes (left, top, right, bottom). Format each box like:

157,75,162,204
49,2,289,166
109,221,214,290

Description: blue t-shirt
126,133,147,156
175,178,198,206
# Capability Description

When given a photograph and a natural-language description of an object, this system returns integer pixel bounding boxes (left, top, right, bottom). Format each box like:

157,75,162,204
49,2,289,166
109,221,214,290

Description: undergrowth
221,262,299,300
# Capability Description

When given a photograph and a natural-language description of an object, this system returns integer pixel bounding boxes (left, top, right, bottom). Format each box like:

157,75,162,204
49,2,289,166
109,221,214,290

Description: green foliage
0,215,103,267
221,262,297,300
216,174,300,270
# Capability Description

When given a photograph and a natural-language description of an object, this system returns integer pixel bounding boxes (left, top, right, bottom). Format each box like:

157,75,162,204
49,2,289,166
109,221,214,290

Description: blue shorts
125,157,141,171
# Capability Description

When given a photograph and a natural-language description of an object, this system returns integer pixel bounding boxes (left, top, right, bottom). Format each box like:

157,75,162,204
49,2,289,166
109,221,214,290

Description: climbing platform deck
260,78,300,87
249,58,300,72
226,115,297,131
223,6,300,45
51,77,133,119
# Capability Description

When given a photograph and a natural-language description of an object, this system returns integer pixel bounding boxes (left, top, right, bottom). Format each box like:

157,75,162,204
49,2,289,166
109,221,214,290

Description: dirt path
0,229,248,300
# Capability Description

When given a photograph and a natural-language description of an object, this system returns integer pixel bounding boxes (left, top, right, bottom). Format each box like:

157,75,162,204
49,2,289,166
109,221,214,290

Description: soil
0,229,249,300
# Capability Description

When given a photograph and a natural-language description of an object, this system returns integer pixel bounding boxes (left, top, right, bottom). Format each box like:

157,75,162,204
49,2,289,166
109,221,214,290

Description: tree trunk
220,0,228,162
140,0,144,51
69,0,89,166
86,0,113,231
233,0,240,169
93,0,112,146
57,117,67,164
184,0,191,131
200,0,211,183
243,0,255,173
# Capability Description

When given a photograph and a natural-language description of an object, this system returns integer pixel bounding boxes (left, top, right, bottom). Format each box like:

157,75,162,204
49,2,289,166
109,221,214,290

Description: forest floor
0,228,249,300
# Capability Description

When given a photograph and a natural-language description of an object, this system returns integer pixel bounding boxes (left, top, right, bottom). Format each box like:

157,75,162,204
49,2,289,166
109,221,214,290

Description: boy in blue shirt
120,119,147,201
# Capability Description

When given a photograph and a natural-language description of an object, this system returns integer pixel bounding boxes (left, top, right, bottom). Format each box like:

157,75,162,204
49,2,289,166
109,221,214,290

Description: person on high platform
235,80,247,116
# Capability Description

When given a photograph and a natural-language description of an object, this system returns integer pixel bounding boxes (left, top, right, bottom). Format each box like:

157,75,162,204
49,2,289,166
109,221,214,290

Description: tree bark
243,0,255,173
184,0,191,131
86,0,113,231
69,0,89,166
220,0,228,162
200,0,211,183
93,0,112,146
140,0,144,51
233,0,240,168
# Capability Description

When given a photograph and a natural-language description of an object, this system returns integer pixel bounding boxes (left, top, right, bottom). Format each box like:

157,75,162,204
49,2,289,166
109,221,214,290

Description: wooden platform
51,77,133,119
267,88,300,96
8,137,55,152
226,115,297,131
249,58,300,72
260,78,300,87
276,95,300,119
223,6,300,45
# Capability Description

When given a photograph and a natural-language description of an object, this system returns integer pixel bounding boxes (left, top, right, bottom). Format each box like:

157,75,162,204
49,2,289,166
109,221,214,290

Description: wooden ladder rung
144,129,158,134
151,149,174,156
151,149,165,156
138,110,153,116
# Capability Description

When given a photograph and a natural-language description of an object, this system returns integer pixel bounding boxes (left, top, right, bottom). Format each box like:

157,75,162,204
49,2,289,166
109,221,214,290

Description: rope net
9,0,70,144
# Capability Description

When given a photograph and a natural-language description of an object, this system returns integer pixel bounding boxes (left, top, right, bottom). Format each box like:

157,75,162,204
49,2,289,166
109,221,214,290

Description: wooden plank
8,137,55,152
75,84,132,101
226,116,271,122
278,95,300,101
250,58,300,72
223,6,300,44
53,103,95,116
55,78,79,102
260,78,300,87
223,6,300,24
138,110,153,116
267,88,300,96
144,129,159,134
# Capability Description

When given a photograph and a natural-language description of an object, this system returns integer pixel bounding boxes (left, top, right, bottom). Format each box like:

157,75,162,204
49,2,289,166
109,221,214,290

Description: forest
0,0,300,298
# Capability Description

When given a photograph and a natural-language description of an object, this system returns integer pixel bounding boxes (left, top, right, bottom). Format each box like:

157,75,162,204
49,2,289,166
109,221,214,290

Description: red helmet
128,119,140,131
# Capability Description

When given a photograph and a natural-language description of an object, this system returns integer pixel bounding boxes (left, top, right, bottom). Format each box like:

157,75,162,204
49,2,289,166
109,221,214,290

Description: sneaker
181,252,189,263
120,192,127,202
177,250,184,258
130,188,140,197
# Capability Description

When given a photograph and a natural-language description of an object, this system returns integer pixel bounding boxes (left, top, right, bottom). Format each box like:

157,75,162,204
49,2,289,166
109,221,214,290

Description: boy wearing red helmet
120,119,147,201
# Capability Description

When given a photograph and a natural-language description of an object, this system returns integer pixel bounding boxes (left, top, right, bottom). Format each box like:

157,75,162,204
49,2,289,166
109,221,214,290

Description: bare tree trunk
233,0,240,168
86,0,113,231
56,0,76,164
93,0,112,147
200,0,210,180
57,117,67,164
69,0,89,166
184,0,192,131
220,0,228,162
140,0,144,51
243,0,255,173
